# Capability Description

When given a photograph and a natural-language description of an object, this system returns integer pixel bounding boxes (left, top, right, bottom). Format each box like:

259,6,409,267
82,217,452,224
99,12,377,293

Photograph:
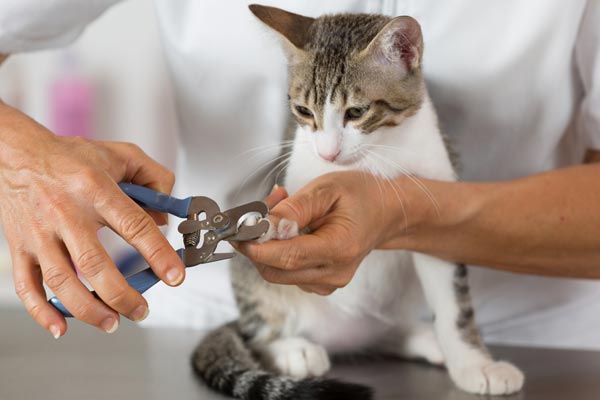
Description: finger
12,250,67,338
101,141,174,225
37,239,121,333
264,185,289,209
59,225,150,322
98,185,185,286
298,285,336,296
239,229,334,270
255,263,326,286
100,141,176,194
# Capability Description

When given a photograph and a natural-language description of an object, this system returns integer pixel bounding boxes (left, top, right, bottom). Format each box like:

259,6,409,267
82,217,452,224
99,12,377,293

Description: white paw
261,337,331,379
452,360,524,395
254,218,299,243
276,218,298,240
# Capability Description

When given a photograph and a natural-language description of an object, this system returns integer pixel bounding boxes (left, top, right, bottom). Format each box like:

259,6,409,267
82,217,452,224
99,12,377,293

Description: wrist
379,177,488,252
0,102,58,167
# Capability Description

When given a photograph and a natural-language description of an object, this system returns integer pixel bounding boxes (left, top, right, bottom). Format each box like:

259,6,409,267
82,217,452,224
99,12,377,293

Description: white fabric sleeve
576,0,600,150
0,0,123,53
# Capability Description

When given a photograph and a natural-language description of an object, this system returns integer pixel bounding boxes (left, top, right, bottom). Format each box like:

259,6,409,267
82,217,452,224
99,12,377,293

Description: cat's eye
345,106,369,121
294,105,314,118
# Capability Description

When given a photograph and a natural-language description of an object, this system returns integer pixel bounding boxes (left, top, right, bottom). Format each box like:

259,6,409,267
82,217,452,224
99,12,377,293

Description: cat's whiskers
358,149,388,213
363,145,441,218
233,141,297,163
234,150,296,200
260,154,292,192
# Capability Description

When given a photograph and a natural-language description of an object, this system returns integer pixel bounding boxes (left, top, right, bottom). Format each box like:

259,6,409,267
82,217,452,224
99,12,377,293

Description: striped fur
192,322,373,400
453,264,487,350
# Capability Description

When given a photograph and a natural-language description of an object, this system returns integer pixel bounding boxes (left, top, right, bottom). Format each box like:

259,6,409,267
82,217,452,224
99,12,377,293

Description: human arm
238,158,600,294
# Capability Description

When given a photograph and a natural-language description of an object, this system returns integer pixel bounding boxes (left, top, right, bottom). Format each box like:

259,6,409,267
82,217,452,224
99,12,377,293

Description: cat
191,5,524,400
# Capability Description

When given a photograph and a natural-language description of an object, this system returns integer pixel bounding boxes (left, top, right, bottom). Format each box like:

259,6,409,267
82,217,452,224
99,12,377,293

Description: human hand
0,102,184,337
238,171,415,295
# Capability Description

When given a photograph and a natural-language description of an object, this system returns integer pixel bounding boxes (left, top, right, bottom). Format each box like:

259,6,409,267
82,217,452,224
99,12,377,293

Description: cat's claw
452,360,524,395
261,337,331,379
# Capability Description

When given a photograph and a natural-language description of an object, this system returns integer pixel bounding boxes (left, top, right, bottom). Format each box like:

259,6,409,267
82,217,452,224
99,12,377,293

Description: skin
0,55,185,337
240,153,600,295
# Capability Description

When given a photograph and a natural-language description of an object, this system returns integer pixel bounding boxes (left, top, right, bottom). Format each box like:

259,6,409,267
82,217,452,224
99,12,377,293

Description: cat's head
250,4,425,165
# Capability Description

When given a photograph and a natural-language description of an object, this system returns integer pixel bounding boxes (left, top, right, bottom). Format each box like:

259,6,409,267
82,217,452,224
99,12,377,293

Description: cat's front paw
261,337,331,379
452,360,524,395
275,218,299,240
255,218,299,243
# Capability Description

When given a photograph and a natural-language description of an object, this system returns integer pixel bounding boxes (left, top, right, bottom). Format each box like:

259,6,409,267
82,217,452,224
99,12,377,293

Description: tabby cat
192,5,525,399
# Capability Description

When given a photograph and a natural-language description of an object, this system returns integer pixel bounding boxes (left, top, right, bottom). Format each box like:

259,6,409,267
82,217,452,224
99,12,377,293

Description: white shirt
1,0,599,349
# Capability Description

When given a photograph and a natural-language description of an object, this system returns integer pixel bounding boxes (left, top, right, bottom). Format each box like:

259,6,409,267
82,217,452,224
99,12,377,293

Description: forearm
386,162,600,278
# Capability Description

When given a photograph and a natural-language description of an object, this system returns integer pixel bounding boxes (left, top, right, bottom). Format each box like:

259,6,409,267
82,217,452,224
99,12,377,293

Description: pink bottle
49,52,94,138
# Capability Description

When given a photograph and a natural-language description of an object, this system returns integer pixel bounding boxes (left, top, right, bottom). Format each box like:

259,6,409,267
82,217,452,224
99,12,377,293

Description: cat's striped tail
192,322,373,400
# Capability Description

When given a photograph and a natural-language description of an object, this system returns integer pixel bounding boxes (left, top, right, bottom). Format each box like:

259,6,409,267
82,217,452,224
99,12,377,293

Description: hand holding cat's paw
238,171,384,295
451,360,524,395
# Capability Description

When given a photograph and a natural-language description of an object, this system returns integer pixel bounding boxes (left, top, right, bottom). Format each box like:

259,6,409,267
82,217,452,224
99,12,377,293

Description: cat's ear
249,4,314,61
361,16,423,73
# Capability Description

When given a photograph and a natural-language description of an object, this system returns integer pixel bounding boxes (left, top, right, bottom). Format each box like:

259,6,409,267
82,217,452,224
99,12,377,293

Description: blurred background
0,0,177,306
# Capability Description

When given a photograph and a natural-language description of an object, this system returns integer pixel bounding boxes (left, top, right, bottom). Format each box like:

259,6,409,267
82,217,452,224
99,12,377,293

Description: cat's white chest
293,250,428,353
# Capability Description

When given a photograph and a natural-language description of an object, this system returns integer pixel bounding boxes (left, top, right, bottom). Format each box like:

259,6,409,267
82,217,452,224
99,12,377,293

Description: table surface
1,307,599,400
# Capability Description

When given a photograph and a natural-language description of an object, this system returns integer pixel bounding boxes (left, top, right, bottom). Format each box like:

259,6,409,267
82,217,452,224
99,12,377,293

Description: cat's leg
378,324,445,366
412,253,524,395
259,336,331,378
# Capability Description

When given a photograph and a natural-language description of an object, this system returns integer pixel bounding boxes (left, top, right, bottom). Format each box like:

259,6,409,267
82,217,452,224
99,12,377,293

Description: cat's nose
319,149,341,162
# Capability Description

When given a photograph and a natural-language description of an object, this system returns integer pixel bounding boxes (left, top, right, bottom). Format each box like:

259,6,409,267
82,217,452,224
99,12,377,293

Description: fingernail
101,317,119,334
131,305,149,322
272,183,279,192
49,325,61,339
166,268,183,285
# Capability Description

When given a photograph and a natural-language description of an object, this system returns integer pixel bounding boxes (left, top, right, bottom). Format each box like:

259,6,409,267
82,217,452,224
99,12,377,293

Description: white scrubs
1,0,599,349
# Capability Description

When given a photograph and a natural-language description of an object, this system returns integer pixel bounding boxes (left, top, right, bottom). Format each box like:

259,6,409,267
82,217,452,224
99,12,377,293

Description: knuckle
143,244,165,266
101,285,130,308
119,212,154,242
280,247,305,270
14,279,29,301
124,142,143,156
28,303,45,320
74,248,106,278
70,299,98,320
76,167,105,191
44,266,70,291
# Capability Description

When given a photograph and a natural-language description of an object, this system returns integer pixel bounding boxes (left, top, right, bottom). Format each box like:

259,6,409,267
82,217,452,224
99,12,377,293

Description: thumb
264,185,289,209
270,183,338,231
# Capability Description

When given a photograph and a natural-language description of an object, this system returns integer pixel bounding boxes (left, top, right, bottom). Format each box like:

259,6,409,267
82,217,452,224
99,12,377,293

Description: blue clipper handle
118,182,192,218
49,267,165,318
